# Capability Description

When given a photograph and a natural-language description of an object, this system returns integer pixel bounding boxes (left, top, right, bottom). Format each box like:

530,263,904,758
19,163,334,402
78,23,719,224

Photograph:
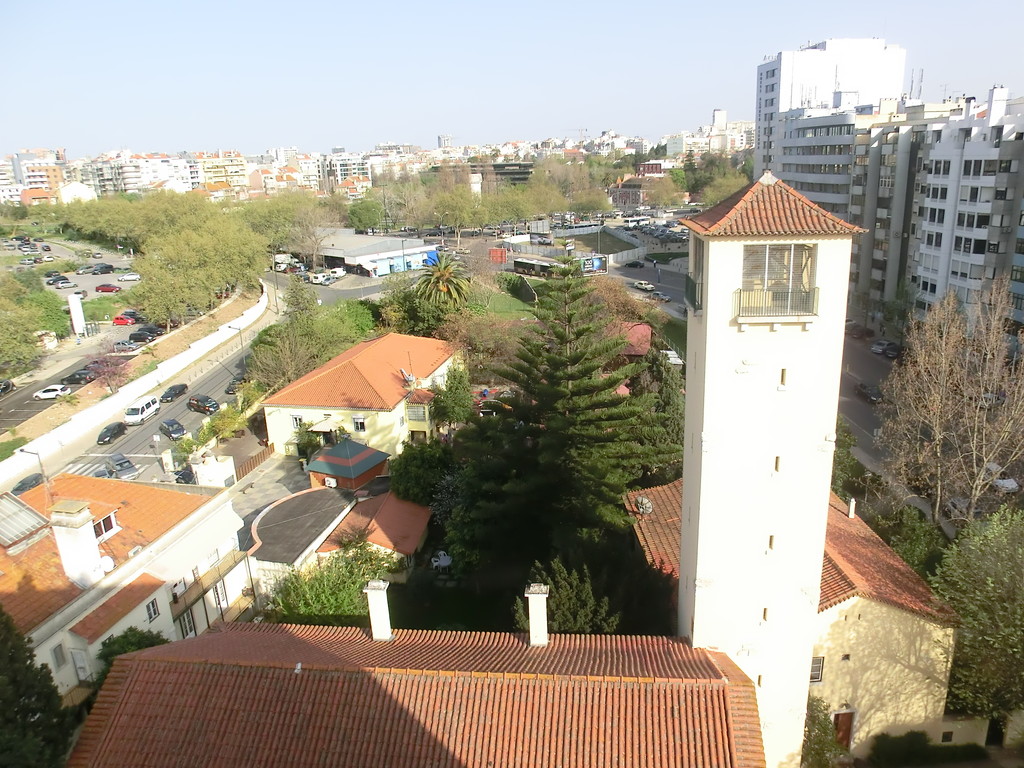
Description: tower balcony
733,287,819,320
683,274,703,312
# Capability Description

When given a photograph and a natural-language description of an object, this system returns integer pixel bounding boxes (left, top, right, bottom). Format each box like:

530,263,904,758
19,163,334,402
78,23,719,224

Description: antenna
634,496,654,515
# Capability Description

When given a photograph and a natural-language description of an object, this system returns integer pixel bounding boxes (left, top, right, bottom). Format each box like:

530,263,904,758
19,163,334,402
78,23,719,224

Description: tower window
739,243,818,316
774,456,781,472
810,656,824,682
762,607,769,621
768,535,775,550
780,368,787,386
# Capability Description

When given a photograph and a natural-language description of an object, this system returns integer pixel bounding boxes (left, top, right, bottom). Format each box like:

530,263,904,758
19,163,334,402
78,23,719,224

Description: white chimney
363,580,393,641
49,500,104,588
847,498,857,519
524,583,549,647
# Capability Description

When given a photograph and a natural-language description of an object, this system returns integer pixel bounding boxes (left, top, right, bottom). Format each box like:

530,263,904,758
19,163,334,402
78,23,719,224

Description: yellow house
626,483,962,761
262,332,455,458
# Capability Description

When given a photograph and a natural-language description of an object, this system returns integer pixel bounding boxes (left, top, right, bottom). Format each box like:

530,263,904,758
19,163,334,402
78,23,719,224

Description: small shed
306,438,389,490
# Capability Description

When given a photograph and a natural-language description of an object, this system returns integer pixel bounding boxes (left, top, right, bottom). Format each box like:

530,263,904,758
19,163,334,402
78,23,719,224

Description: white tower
679,172,862,767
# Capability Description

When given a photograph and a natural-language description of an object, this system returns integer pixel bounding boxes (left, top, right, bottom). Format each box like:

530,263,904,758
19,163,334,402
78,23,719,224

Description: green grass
83,295,130,322
570,232,636,255
485,292,534,317
0,436,28,460
662,316,687,355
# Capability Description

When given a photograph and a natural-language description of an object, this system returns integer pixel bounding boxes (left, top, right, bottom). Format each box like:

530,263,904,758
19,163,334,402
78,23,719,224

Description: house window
93,513,118,542
51,643,67,670
146,598,160,622
407,404,427,421
352,416,366,432
810,656,824,682
740,243,817,315
291,415,303,430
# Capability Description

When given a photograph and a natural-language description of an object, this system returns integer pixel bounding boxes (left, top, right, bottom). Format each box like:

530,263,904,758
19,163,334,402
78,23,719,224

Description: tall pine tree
452,256,679,564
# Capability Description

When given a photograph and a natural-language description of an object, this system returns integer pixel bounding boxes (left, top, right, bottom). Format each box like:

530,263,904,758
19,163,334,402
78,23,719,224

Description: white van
124,396,160,426
328,267,347,279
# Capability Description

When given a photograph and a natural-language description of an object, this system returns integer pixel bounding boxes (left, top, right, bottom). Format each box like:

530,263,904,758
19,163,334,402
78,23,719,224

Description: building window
810,656,824,683
146,598,160,622
51,643,67,670
352,416,366,433
407,404,427,422
291,415,303,430
739,243,817,315
93,513,118,541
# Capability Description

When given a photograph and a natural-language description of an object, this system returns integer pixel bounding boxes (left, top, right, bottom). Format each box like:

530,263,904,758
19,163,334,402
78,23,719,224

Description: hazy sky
6,0,1022,160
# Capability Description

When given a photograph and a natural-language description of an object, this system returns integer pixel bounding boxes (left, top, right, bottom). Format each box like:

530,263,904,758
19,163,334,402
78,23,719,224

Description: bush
868,731,987,766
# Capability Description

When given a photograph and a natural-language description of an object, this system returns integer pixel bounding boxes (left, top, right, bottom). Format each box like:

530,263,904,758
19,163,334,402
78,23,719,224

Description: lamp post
19,447,51,504
438,212,449,249
227,325,244,354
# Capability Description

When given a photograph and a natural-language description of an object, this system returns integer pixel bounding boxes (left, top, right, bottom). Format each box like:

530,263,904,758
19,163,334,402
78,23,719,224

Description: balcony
172,548,248,619
683,274,703,312
734,287,819,319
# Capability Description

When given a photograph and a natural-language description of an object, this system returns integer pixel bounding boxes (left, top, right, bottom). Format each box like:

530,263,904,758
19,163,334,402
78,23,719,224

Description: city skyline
7,0,1024,160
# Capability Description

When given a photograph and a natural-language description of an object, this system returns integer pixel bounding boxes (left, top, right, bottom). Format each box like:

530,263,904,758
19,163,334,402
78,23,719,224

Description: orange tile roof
263,333,453,411
612,321,652,356
682,172,864,238
820,495,955,623
19,475,209,568
0,531,83,635
625,482,953,624
320,493,430,556
70,572,164,644
70,623,765,768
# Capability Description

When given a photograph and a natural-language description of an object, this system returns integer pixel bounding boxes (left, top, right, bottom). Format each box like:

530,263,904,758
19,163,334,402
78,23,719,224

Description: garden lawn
484,291,534,318
662,316,687,355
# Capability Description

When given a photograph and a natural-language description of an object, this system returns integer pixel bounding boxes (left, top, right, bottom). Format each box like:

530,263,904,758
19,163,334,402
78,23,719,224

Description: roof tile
70,572,164,643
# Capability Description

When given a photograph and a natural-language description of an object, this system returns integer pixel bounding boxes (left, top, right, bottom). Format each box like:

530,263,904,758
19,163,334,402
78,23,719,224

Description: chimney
847,498,857,519
363,580,393,641
524,583,549,647
49,500,104,588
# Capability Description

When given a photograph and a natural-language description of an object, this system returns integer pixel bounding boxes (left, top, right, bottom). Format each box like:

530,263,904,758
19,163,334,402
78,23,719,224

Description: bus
512,255,607,278
622,216,651,227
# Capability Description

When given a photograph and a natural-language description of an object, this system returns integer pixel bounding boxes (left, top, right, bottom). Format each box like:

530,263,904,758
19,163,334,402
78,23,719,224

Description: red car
95,284,122,293
112,314,137,325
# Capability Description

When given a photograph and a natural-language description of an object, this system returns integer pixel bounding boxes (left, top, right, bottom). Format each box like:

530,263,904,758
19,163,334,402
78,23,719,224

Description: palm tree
415,253,471,307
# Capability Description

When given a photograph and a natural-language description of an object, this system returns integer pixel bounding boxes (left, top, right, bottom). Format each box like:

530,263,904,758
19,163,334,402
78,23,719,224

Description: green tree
868,506,947,578
512,558,620,633
21,291,70,337
801,695,845,767
0,604,70,768
94,626,168,690
830,417,861,496
698,169,749,205
0,298,44,375
283,275,319,316
377,273,453,336
268,540,396,625
931,508,1024,722
415,253,471,308
451,256,676,566
347,198,384,232
626,347,685,483
248,323,324,391
430,363,474,429
389,440,455,506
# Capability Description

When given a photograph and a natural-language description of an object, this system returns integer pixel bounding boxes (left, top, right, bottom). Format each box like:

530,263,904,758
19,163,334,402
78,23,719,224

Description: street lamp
227,325,244,353
19,448,51,504
438,212,449,248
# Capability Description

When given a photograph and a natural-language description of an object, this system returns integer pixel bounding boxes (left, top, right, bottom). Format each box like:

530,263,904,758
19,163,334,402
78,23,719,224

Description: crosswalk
64,453,163,480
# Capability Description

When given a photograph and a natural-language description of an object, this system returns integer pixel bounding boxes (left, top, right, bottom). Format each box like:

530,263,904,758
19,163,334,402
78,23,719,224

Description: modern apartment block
910,87,1024,322
320,151,372,195
756,39,906,176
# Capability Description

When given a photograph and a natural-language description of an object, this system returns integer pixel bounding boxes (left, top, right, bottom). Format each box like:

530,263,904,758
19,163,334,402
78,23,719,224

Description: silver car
105,452,140,480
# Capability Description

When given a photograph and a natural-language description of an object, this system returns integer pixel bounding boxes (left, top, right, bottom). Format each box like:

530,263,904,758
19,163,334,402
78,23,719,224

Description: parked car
870,339,900,356
632,280,656,292
95,283,122,293
41,244,51,252
623,260,645,268
136,324,166,337
128,330,156,344
53,280,78,289
225,376,244,395
45,275,68,285
985,462,1020,494
187,394,220,415
19,257,36,265
61,369,98,386
44,270,61,278
159,418,187,441
113,340,141,353
12,473,44,496
855,382,883,404
0,379,14,397
32,237,43,242
112,314,137,325
174,466,197,485
33,384,71,400
160,383,188,402
92,264,114,274
120,309,147,322
117,272,141,282
105,452,140,481
97,422,128,445
650,291,672,302
76,265,95,275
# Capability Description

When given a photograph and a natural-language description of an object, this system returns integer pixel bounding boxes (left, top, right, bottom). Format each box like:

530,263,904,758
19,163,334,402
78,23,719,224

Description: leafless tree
879,278,1024,524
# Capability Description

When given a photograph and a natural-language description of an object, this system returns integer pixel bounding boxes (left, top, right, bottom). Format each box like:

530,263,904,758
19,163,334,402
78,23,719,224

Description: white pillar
363,580,393,641
524,583,549,647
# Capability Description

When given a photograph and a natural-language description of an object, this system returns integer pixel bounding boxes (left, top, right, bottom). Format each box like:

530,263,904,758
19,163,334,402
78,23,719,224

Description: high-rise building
680,173,862,767
438,134,452,149
756,39,907,176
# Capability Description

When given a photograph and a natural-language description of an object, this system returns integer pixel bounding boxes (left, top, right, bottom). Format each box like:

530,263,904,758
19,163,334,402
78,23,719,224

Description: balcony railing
172,548,248,619
734,287,819,318
682,274,703,312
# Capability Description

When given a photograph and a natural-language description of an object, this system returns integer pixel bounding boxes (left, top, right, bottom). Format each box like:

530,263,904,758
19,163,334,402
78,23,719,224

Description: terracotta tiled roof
625,479,683,578
70,572,164,643
820,495,955,623
682,172,864,238
0,531,83,635
408,388,435,404
70,623,765,768
263,333,453,411
320,492,431,556
612,321,652,357
19,474,209,568
625,483,953,624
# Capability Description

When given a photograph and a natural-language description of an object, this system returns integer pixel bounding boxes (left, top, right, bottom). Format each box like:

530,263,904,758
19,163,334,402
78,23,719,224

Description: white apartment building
756,39,906,176
320,151,372,195
911,87,1024,321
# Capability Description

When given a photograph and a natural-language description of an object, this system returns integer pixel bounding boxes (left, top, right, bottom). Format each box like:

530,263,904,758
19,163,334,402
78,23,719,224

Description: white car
985,462,1020,494
33,384,72,400
632,280,656,292
54,280,78,289
118,272,141,282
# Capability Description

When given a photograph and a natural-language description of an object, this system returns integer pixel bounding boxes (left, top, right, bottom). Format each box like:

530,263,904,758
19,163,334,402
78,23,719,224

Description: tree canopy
512,558,620,634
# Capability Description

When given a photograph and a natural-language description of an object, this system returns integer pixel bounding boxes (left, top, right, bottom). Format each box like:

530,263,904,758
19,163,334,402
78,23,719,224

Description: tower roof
682,172,864,238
